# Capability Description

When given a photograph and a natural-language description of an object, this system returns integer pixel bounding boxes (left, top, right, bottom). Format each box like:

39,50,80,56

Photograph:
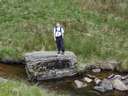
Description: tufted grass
0,0,127,69
0,79,69,96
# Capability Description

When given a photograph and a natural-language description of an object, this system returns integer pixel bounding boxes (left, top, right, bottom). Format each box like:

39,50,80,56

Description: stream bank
0,63,128,96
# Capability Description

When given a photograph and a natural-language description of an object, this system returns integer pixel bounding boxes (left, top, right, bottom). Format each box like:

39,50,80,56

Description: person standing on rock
53,22,65,54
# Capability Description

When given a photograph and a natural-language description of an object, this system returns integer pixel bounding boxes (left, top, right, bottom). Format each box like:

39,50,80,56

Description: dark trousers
56,36,65,52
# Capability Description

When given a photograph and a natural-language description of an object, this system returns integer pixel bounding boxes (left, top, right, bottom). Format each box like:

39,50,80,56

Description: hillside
0,0,128,96
0,0,128,68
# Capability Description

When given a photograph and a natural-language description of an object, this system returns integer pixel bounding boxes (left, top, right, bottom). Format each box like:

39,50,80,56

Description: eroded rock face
24,51,77,80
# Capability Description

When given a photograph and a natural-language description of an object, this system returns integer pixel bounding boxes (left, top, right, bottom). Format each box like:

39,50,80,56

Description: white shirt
53,27,64,37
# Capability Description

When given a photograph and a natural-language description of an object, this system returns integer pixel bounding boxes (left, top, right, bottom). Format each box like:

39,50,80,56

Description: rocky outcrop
24,51,77,80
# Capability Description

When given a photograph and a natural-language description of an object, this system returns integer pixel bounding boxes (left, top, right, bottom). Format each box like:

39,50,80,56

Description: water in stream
0,63,128,96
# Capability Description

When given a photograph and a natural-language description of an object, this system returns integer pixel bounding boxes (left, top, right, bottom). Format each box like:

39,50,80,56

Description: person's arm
53,28,56,41
61,27,64,38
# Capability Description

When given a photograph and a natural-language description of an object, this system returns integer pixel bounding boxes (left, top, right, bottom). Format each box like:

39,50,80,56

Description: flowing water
0,63,128,96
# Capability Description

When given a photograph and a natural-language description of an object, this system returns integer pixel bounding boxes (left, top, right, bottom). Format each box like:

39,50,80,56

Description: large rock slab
24,51,77,80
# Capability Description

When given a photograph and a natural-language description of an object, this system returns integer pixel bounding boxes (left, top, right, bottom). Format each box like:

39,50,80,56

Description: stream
0,63,128,96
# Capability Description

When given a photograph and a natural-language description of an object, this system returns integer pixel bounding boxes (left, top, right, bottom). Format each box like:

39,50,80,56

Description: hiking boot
61,51,65,55
57,51,60,54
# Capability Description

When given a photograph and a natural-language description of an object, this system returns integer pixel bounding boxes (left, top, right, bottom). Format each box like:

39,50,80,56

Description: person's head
56,22,61,27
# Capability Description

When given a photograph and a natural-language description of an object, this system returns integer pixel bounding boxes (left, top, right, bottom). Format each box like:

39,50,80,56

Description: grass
0,80,44,96
75,0,128,18
0,79,69,96
0,0,128,96
0,0,128,68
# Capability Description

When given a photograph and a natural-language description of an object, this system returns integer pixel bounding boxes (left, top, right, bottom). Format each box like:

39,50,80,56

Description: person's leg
56,37,61,54
60,36,65,54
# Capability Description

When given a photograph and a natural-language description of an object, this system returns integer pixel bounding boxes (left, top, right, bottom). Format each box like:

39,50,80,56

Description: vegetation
0,0,127,70
0,80,45,96
0,79,68,96
0,0,128,96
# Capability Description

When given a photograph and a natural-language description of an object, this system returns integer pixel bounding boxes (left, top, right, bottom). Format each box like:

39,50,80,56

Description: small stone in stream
94,79,113,93
94,86,105,93
92,68,101,73
100,79,113,91
74,80,87,88
94,78,102,85
112,79,128,91
83,77,92,83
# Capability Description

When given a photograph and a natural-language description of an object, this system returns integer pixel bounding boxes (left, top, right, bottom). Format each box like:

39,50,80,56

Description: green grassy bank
0,0,128,68
0,79,68,96
0,0,128,96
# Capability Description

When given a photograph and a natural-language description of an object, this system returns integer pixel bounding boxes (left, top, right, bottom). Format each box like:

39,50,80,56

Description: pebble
83,77,92,83
94,78,102,85
74,80,87,88
92,68,101,73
